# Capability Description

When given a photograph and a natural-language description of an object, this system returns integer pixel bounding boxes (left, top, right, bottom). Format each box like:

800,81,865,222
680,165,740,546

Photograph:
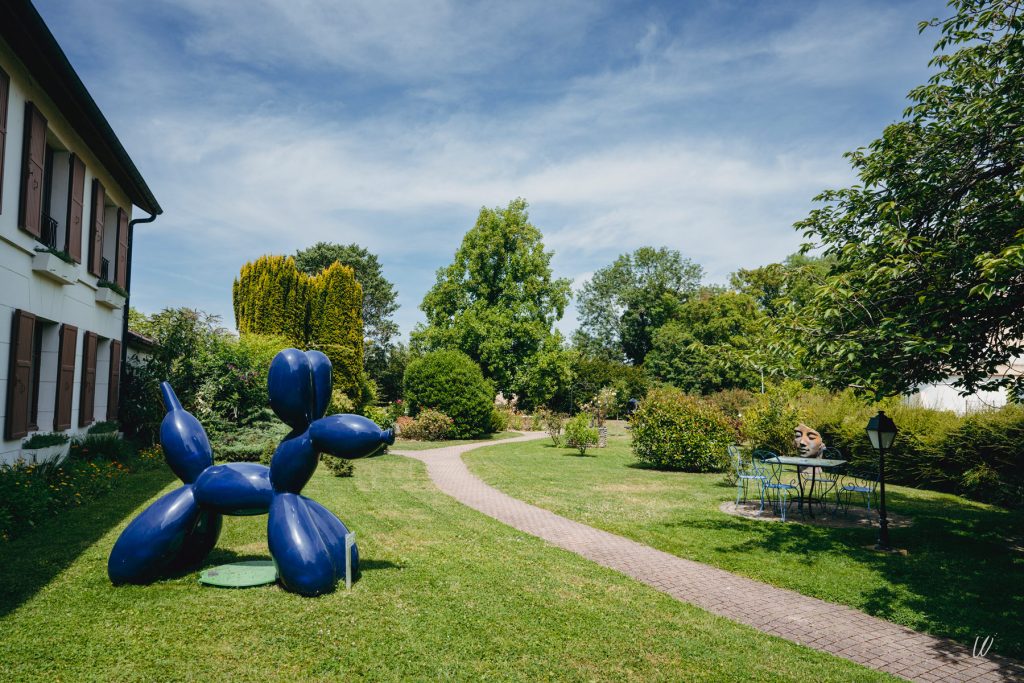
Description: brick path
394,433,1024,682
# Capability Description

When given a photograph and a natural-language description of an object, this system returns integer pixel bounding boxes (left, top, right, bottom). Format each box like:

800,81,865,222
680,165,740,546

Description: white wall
907,382,1009,416
0,42,134,465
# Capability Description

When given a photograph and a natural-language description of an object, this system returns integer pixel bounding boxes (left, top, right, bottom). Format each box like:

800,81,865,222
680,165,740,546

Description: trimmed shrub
632,388,735,471
400,409,455,441
323,456,354,477
564,413,598,455
939,405,1024,507
403,350,495,438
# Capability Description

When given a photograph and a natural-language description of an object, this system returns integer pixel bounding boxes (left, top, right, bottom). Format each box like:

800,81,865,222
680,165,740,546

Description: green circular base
199,560,277,588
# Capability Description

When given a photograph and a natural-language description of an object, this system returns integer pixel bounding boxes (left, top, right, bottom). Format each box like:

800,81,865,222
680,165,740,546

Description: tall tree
645,288,765,394
413,198,571,396
793,0,1024,397
233,255,364,399
730,253,833,318
574,247,703,364
294,242,399,378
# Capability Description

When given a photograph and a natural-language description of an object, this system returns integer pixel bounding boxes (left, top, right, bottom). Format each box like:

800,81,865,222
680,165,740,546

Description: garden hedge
403,350,495,439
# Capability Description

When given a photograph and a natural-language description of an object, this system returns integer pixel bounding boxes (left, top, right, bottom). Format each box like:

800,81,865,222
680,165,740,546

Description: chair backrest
750,449,778,480
728,444,745,474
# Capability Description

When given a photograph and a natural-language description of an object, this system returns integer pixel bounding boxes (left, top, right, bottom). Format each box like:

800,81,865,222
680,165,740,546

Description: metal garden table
764,456,847,518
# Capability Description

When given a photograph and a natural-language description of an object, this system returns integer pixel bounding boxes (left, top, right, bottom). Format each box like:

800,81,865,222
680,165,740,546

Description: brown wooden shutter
107,339,121,422
66,154,85,262
18,102,47,238
0,67,9,214
5,310,36,440
78,332,97,427
115,207,129,288
54,324,77,431
88,180,105,276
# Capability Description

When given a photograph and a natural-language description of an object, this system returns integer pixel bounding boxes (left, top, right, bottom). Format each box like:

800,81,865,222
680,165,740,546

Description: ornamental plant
403,350,495,438
400,409,455,441
563,413,598,456
631,388,735,471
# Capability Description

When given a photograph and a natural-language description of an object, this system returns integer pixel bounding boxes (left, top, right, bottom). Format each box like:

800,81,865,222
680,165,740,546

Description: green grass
466,434,1024,660
391,429,521,451
0,452,891,681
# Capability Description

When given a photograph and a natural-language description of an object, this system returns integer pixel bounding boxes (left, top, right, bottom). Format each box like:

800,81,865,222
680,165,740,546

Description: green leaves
788,0,1024,398
413,199,570,397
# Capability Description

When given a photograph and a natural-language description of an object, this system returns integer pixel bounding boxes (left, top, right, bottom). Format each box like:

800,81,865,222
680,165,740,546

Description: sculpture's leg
171,509,223,571
268,493,336,596
304,497,359,579
108,485,201,584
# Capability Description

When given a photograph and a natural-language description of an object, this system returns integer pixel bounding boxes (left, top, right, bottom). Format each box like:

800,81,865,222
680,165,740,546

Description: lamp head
866,410,898,450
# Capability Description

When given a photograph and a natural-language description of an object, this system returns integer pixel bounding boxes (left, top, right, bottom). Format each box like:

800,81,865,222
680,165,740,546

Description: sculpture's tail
159,381,213,484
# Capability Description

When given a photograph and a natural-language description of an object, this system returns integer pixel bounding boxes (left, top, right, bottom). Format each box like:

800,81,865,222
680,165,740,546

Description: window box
32,249,78,285
95,285,126,309
21,440,71,466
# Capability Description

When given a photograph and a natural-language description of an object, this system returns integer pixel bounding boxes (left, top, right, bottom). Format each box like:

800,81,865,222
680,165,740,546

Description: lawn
466,433,1024,660
391,429,522,451
0,451,890,681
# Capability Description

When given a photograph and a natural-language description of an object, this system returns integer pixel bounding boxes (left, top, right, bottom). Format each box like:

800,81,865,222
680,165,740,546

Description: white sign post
344,533,355,590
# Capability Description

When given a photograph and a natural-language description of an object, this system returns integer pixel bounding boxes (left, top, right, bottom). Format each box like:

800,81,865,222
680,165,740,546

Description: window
27,322,43,431
18,102,85,263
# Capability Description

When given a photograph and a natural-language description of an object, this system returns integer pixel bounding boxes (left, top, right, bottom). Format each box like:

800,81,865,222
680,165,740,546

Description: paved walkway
394,433,1024,683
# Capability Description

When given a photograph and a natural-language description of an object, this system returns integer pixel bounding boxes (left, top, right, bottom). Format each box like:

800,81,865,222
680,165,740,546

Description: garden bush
322,456,354,477
939,405,1024,507
490,408,509,433
564,413,599,455
403,350,495,438
631,387,736,471
399,408,455,441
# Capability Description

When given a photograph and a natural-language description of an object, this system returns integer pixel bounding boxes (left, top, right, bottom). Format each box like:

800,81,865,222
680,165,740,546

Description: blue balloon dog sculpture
108,348,394,595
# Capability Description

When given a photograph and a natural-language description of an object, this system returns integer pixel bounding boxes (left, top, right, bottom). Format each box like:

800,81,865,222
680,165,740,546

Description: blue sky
35,0,947,340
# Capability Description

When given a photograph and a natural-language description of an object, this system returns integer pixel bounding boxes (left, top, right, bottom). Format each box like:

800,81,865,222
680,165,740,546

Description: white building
1,1,161,464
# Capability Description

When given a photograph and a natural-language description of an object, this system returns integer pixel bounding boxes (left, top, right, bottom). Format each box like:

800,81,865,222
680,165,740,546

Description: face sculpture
794,424,825,458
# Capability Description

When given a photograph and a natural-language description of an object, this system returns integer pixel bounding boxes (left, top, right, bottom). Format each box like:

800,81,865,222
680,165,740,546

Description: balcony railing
100,257,110,280
40,214,59,249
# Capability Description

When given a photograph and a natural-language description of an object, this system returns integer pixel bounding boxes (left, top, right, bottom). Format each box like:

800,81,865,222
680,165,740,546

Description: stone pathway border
394,432,1024,683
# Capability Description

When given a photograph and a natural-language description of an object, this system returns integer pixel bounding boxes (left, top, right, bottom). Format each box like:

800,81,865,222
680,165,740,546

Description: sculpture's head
268,348,333,431
793,424,825,457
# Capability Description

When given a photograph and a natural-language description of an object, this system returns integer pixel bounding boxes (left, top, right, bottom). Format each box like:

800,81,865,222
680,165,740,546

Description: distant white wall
907,381,1008,415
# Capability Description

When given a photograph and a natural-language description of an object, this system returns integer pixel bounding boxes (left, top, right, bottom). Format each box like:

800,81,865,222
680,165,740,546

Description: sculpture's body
108,348,394,596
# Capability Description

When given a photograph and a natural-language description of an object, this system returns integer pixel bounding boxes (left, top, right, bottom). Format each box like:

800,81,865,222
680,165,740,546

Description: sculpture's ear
305,350,332,420
268,349,314,430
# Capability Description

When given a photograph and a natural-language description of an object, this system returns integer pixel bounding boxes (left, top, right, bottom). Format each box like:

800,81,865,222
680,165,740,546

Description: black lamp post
865,410,898,550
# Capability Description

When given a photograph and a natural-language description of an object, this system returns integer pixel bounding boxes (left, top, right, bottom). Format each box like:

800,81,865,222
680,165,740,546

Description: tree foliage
792,0,1024,397
232,255,364,398
413,198,571,396
574,247,703,364
294,242,399,378
645,288,766,394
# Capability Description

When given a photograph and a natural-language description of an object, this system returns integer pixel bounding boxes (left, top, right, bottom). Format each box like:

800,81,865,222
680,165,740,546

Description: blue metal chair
752,450,798,521
729,445,766,506
836,468,879,515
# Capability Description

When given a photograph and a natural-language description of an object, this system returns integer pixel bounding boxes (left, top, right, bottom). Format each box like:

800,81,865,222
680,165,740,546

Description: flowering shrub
400,409,455,441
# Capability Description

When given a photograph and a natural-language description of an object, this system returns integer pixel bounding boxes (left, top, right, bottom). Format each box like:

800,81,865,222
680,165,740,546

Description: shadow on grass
0,467,177,618
671,496,1024,661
